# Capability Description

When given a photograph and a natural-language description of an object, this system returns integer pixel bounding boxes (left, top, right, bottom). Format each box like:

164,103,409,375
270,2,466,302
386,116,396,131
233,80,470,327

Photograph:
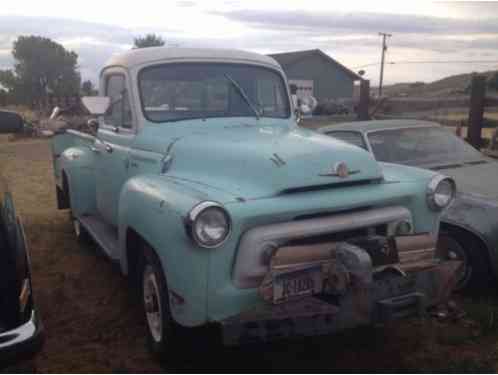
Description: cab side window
104,74,133,129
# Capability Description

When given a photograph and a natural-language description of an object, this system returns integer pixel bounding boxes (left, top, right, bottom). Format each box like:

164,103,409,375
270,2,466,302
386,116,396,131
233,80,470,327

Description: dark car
319,119,498,292
0,111,43,366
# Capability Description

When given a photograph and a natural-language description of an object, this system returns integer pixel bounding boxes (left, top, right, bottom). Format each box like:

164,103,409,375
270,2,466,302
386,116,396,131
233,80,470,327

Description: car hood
138,122,384,199
436,161,498,200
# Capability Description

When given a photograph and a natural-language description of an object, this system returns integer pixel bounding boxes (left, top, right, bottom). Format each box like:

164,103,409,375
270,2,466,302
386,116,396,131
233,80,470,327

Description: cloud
0,9,497,86
176,0,197,7
0,15,177,82
214,8,498,35
208,8,498,59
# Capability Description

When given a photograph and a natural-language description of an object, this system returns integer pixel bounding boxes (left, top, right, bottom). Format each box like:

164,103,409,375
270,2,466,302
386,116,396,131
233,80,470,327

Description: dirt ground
2,138,498,373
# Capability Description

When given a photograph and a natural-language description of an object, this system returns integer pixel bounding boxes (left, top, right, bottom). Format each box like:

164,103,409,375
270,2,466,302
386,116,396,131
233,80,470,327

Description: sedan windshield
368,126,486,167
139,63,290,122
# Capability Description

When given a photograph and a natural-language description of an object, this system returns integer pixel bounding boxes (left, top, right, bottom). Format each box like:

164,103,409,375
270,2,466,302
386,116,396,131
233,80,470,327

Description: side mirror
0,111,24,133
81,96,110,116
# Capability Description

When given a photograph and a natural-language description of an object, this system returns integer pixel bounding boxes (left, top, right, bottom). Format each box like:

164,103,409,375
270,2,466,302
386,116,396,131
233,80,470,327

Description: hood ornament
319,161,360,178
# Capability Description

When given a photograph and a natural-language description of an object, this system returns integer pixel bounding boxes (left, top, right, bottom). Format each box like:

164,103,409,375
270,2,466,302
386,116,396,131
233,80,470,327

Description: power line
353,62,394,69
393,59,498,65
353,59,498,69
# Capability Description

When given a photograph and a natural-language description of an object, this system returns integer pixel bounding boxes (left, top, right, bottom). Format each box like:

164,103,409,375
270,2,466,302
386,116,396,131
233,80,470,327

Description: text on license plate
273,266,322,304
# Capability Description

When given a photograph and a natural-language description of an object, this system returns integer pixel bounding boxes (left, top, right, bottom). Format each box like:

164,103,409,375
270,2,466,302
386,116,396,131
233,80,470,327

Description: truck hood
139,123,383,199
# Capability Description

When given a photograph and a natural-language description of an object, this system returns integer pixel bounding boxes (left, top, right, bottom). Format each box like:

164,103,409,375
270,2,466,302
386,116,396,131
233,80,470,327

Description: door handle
90,146,101,153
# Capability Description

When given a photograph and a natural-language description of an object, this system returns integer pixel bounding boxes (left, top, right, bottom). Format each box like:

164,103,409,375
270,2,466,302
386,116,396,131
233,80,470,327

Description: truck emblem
335,162,349,178
319,162,359,178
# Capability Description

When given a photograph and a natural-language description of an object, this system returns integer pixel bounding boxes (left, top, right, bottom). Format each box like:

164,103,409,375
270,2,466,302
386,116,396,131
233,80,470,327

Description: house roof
104,47,281,71
268,49,361,81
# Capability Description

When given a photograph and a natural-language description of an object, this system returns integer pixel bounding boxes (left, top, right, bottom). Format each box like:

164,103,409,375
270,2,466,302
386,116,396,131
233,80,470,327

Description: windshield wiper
224,74,260,120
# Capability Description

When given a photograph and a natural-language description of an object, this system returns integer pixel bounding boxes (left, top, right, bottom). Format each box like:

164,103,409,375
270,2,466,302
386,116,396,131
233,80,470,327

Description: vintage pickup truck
51,47,460,356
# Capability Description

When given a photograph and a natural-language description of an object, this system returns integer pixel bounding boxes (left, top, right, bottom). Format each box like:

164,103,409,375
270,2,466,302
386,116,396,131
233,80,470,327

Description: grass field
3,138,498,372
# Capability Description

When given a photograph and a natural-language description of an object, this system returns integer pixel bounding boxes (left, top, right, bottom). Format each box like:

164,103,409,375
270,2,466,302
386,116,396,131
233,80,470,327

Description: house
268,49,361,102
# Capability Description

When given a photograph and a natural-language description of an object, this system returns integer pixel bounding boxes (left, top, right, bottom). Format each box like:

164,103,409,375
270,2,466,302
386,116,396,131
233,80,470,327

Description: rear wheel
438,229,491,293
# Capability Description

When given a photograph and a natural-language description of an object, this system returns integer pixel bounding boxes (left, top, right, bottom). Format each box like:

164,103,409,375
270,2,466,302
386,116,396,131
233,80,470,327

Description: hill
377,70,498,98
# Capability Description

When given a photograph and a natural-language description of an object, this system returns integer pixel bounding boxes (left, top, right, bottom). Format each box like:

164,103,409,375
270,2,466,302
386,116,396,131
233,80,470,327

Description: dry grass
2,138,498,372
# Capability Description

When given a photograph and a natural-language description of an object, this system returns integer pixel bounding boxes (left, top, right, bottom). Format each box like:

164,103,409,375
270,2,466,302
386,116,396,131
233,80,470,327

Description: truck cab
51,47,460,356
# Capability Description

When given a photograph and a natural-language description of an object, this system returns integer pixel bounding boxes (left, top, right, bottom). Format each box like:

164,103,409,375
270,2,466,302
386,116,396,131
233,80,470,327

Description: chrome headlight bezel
427,175,456,211
186,201,231,248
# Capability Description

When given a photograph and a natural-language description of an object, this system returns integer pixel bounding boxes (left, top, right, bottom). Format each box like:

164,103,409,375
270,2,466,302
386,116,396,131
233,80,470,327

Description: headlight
427,175,456,211
187,201,231,248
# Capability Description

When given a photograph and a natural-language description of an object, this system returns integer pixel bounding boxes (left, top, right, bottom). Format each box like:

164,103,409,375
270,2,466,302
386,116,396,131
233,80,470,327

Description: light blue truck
51,47,460,356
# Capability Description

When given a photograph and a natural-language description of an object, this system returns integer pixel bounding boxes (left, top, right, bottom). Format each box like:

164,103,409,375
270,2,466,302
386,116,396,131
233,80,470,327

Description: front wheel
140,245,176,358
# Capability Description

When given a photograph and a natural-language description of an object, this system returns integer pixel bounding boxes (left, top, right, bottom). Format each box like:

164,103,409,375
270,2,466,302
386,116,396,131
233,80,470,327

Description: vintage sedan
319,119,498,292
0,111,43,366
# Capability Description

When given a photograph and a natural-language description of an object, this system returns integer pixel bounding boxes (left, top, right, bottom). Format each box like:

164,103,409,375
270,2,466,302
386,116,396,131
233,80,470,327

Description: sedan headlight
187,201,231,248
427,175,456,211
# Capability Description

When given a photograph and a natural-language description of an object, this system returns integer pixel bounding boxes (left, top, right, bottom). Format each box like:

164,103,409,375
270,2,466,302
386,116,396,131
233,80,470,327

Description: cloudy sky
1,1,498,86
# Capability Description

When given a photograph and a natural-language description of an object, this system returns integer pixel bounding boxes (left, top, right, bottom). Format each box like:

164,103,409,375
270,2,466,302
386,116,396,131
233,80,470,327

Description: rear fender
59,146,97,216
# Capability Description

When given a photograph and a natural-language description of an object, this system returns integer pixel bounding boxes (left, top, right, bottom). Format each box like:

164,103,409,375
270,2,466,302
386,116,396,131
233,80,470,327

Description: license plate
273,266,322,304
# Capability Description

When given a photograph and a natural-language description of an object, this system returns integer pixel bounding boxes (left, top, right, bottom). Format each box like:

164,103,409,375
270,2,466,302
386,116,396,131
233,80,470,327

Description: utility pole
378,32,392,97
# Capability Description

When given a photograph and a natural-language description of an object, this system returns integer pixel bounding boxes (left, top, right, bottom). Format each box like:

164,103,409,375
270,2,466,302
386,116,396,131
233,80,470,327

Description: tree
0,88,8,106
0,35,81,106
487,71,498,91
133,34,165,49
81,80,97,96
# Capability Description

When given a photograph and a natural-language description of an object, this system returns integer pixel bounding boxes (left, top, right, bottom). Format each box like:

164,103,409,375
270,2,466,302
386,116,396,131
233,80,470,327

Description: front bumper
0,309,44,366
221,260,460,346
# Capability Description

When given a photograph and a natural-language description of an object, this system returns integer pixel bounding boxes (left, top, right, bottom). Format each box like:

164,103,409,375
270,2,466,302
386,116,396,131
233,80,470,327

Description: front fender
117,174,217,327
443,193,498,277
59,146,97,216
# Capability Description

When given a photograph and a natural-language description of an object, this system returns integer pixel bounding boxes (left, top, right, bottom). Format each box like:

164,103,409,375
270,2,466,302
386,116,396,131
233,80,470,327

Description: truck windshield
138,63,290,122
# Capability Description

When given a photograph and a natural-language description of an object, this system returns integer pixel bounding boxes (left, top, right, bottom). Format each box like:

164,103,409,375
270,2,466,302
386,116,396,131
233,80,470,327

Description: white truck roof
103,47,282,71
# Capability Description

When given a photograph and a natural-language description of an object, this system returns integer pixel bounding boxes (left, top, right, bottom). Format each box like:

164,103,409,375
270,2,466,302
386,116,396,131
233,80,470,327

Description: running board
79,215,119,260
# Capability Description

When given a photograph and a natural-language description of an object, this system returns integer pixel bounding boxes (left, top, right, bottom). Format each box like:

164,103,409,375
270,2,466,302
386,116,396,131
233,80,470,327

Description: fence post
357,79,370,121
467,74,486,149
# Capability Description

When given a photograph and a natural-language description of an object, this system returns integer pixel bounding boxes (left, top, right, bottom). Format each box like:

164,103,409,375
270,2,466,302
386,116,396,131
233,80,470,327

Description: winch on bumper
222,233,461,346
